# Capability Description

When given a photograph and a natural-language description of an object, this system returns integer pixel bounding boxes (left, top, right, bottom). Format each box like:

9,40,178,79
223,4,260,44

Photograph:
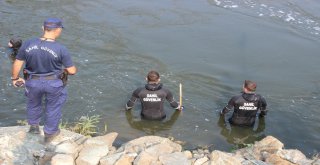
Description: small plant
59,121,69,130
71,115,101,137
17,120,28,126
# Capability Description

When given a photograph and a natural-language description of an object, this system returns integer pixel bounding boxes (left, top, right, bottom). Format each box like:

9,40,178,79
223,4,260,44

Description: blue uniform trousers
25,78,67,135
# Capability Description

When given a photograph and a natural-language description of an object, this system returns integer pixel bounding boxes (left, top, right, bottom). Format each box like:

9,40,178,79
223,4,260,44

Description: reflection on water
126,110,181,135
218,115,266,149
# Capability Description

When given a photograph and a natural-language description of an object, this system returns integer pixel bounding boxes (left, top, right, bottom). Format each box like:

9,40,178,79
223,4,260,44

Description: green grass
16,120,28,126
60,115,107,137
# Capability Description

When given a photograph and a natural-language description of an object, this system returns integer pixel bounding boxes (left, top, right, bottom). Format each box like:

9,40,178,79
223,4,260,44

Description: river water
1,0,319,157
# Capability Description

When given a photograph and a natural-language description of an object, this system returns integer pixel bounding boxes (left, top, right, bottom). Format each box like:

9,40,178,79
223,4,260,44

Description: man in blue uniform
221,80,267,127
11,18,77,142
126,71,182,120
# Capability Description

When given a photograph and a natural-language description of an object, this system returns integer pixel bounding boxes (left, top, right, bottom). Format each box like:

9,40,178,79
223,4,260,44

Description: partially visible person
126,110,180,135
8,38,22,61
126,70,182,120
220,80,267,127
11,18,77,143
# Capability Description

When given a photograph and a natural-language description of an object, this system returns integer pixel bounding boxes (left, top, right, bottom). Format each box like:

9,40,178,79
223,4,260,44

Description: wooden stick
179,83,182,110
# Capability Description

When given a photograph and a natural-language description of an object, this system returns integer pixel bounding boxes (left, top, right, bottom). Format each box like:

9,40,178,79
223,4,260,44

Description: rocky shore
0,126,319,165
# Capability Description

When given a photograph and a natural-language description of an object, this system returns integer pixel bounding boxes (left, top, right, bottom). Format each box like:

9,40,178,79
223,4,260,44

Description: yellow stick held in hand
179,83,183,111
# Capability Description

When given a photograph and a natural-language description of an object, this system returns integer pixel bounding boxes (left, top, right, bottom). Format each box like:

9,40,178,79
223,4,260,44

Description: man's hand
176,105,184,111
12,77,25,87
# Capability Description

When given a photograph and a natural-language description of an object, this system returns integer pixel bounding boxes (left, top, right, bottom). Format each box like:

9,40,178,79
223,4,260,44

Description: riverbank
0,126,319,165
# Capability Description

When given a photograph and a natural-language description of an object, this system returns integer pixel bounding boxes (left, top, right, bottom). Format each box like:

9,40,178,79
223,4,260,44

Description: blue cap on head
44,18,64,29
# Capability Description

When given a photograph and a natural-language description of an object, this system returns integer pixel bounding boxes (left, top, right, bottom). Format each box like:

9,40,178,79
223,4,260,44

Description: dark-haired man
221,80,267,127
126,71,182,120
11,18,77,143
8,38,22,61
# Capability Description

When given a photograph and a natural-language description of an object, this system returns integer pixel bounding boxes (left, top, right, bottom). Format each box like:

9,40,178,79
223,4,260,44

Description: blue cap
44,18,64,29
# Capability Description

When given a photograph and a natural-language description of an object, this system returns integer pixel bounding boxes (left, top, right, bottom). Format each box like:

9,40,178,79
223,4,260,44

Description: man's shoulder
231,94,242,99
23,38,39,45
133,87,145,93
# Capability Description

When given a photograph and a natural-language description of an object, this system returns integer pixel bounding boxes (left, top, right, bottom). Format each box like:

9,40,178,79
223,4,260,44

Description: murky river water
1,0,320,157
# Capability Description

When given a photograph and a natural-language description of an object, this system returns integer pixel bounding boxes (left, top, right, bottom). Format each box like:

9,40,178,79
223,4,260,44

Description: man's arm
165,89,179,109
221,97,235,115
11,59,25,87
65,66,77,75
126,89,140,110
259,96,267,117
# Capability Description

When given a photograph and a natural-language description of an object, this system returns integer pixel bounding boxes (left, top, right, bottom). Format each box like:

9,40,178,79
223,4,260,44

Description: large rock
278,149,307,164
133,151,158,165
313,158,320,165
84,132,118,148
114,153,137,165
100,152,124,165
51,154,75,165
236,136,284,160
194,156,209,165
76,145,109,165
209,150,242,165
116,136,182,154
55,140,83,159
159,152,190,165
265,154,295,165
253,136,284,153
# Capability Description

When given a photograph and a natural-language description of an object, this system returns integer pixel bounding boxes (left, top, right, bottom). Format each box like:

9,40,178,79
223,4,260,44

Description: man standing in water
221,80,267,127
126,70,182,120
11,18,77,143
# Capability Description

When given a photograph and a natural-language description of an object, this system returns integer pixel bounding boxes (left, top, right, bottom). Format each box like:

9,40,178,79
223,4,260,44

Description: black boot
44,129,60,143
28,125,40,134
